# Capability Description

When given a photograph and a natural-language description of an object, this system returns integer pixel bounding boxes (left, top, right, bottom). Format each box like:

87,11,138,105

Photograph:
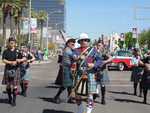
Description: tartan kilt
2,68,20,86
88,73,97,94
20,68,31,81
62,66,73,88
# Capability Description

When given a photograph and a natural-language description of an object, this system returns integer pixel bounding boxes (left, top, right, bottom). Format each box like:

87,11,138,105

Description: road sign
132,28,137,38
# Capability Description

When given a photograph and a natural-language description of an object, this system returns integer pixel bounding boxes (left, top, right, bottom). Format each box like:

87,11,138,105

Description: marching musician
53,38,76,104
93,40,111,105
74,33,111,113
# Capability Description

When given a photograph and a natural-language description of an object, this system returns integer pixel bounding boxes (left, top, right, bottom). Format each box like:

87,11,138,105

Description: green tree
0,0,28,47
124,32,136,49
35,10,47,50
139,29,150,49
0,0,22,46
14,0,28,47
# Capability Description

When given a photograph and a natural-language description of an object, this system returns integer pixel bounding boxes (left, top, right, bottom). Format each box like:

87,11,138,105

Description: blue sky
66,0,150,39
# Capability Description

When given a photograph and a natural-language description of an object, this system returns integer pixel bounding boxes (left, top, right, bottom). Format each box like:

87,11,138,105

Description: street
0,58,150,113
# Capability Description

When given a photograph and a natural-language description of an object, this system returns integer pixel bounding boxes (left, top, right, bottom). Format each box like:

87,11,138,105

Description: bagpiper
131,48,143,97
74,33,107,113
93,40,112,105
19,44,35,97
2,37,22,106
141,50,150,104
53,38,76,104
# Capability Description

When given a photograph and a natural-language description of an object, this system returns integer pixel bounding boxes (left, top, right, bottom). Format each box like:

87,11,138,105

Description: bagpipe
70,47,98,96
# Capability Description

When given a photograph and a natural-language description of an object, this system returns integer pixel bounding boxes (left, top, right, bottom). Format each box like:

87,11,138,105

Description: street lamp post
46,14,49,49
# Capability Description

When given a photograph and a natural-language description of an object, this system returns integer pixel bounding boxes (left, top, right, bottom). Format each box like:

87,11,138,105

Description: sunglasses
81,39,89,42
71,43,75,46
10,42,15,45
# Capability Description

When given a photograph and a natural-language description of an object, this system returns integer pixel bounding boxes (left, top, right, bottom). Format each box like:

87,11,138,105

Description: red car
108,50,134,71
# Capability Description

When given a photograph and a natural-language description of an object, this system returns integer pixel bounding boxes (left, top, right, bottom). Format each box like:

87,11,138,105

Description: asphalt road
0,58,150,113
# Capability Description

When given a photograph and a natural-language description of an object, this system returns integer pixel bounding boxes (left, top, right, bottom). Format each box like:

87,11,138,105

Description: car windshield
115,51,132,57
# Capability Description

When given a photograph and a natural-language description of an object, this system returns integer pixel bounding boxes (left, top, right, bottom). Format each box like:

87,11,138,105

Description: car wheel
118,63,125,71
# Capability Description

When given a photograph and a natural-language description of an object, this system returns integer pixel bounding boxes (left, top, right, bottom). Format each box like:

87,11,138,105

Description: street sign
132,28,137,38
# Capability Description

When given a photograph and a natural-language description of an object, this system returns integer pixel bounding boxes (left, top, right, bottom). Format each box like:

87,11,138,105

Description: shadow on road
39,97,55,103
114,98,144,104
45,85,60,89
43,109,73,113
108,91,133,96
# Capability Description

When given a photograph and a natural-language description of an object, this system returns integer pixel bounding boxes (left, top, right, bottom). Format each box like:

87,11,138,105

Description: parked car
108,50,134,71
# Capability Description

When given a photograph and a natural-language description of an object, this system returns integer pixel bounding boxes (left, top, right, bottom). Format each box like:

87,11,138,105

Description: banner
21,18,37,34
31,18,37,33
22,20,29,34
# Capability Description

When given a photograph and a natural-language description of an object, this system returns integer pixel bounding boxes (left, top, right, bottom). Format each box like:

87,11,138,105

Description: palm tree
0,0,28,47
14,0,28,47
0,0,21,46
36,10,47,50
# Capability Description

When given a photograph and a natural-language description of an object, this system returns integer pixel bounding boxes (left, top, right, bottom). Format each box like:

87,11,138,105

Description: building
32,0,65,31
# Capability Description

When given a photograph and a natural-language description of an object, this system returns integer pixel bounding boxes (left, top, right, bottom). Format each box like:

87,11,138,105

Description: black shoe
93,94,99,100
23,92,27,97
134,92,137,96
143,100,147,104
139,94,142,97
67,98,76,104
20,91,27,97
53,97,61,104
11,101,16,106
101,99,106,105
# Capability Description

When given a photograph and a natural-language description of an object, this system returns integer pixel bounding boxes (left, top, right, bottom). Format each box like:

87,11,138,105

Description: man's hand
88,63,94,69
11,61,17,65
80,55,86,60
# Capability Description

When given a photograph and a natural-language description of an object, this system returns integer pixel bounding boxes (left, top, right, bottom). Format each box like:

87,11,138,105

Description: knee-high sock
101,85,105,99
143,89,148,103
24,82,29,92
55,87,65,99
139,82,143,96
6,88,12,102
20,82,24,92
134,82,138,95
86,94,94,113
12,88,17,103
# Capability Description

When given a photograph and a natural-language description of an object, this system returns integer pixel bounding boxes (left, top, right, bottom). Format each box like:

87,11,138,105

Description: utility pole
28,0,31,49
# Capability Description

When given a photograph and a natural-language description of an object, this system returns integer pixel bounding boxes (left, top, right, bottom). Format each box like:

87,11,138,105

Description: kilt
55,65,63,85
88,73,97,94
2,68,20,86
62,66,73,88
142,70,150,89
96,69,110,85
20,68,31,81
131,67,143,83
